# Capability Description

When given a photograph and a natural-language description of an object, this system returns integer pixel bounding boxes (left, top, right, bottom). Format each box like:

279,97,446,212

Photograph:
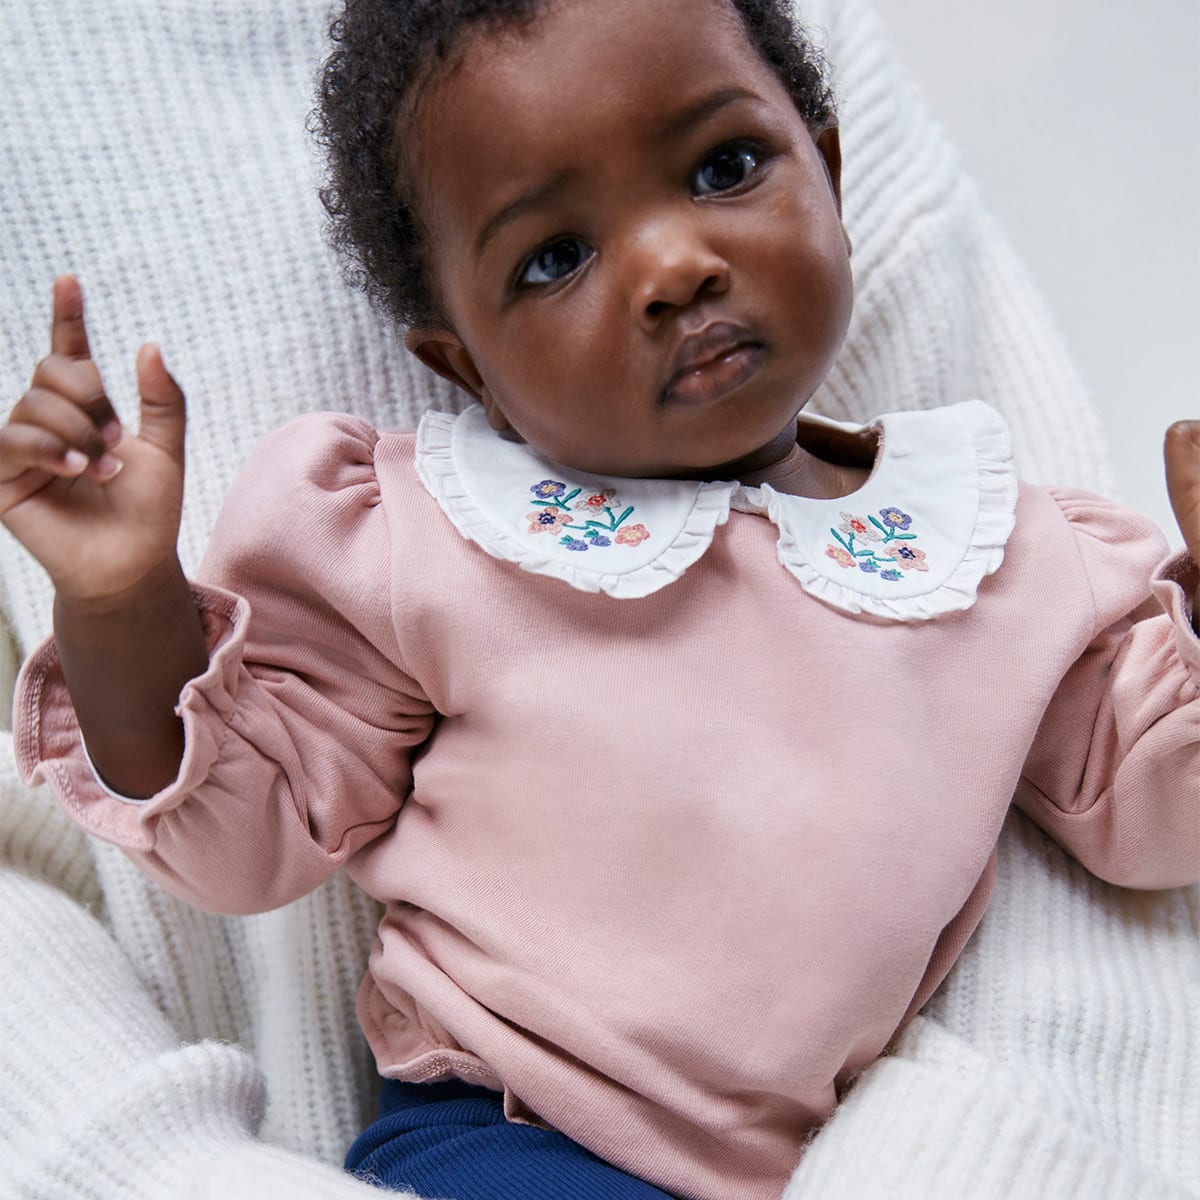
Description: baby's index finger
50,274,92,360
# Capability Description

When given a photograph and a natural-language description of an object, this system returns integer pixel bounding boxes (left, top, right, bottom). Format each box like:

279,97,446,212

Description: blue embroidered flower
880,568,903,582
531,480,567,499
858,560,879,573
561,537,590,551
879,507,912,530
589,534,612,547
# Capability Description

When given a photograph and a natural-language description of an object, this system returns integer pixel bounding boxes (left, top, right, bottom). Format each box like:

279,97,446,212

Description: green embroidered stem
867,515,915,544
568,505,635,535
531,487,583,510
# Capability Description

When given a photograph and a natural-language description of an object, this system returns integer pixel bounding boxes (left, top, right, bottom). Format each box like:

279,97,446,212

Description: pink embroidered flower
526,507,573,535
825,544,855,568
838,512,881,542
885,543,929,571
614,523,650,546
575,489,617,510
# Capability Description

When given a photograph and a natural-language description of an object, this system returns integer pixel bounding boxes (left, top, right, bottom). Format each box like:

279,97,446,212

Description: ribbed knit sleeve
14,413,437,915
1015,489,1200,889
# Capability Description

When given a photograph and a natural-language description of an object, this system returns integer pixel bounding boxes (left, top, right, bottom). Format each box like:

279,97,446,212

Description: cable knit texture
0,2,1195,1200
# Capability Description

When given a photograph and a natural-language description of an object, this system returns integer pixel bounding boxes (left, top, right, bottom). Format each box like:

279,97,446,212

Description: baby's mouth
662,323,766,408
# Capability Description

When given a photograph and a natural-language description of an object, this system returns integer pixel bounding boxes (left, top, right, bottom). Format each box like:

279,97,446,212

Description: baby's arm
14,399,432,915
0,277,207,797
1016,484,1200,890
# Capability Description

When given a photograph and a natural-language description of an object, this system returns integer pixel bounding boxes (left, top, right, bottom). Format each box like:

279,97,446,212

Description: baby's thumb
135,343,187,461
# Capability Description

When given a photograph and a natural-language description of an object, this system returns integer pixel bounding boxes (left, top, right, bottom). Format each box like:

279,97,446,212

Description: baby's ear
813,123,852,256
405,327,482,395
812,123,843,212
403,328,513,433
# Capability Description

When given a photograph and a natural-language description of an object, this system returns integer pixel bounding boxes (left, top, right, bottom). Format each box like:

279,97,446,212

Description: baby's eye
517,237,594,287
692,145,762,195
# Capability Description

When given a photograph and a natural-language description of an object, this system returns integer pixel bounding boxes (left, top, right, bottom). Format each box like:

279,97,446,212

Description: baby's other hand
0,275,189,604
1165,421,1200,563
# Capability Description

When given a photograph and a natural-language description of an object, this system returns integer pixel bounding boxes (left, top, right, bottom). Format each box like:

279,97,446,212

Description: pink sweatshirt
16,403,1200,1200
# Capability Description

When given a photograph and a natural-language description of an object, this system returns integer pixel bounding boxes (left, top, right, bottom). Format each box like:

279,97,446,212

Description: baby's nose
629,221,730,328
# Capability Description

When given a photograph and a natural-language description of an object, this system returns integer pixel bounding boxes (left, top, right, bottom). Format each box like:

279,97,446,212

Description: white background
872,0,1199,543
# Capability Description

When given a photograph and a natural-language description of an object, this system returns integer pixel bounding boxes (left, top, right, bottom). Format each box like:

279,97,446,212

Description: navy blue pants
345,1078,679,1198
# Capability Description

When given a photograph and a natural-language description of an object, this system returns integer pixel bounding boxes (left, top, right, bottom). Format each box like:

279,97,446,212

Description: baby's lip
662,321,763,402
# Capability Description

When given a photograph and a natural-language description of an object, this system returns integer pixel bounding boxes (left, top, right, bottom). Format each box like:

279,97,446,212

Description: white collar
415,401,1017,621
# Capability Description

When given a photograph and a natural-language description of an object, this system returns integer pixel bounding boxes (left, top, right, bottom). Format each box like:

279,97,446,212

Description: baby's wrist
52,551,189,616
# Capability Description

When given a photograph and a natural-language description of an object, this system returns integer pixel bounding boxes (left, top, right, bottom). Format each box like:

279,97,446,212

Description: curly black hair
311,0,836,330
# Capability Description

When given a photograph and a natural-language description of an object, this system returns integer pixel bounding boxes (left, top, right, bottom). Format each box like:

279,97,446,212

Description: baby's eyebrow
471,86,757,261
654,86,756,142
474,168,578,259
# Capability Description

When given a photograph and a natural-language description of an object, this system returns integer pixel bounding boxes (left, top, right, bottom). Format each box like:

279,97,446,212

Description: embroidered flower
838,512,881,542
523,479,648,550
827,504,928,581
526,507,574,534
614,523,650,546
575,489,617,510
879,507,912,530
885,543,929,572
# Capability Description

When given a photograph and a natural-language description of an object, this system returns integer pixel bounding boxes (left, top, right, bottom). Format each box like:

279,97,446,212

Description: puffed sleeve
15,413,437,914
1015,488,1200,889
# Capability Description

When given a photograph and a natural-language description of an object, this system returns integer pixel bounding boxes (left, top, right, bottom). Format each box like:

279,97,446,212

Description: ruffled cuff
1151,550,1200,679
13,583,250,850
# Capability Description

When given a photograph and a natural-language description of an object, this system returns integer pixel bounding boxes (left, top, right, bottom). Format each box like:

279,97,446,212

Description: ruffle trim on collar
414,401,1018,618
416,408,732,599
765,402,1017,620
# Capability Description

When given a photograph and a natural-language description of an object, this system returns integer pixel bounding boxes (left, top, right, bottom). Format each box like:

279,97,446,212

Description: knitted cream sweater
1,2,1196,1198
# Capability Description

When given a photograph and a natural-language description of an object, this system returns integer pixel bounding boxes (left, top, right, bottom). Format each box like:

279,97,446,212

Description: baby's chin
492,417,798,483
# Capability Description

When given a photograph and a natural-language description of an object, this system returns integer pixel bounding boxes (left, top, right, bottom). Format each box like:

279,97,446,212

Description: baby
3,1,1200,1198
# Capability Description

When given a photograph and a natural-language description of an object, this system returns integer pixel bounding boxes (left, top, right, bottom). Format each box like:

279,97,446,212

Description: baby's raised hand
0,276,188,604
1165,421,1200,556
1165,420,1200,622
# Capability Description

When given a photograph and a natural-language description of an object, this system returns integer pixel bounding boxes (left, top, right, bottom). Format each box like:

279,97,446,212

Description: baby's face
404,0,852,480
